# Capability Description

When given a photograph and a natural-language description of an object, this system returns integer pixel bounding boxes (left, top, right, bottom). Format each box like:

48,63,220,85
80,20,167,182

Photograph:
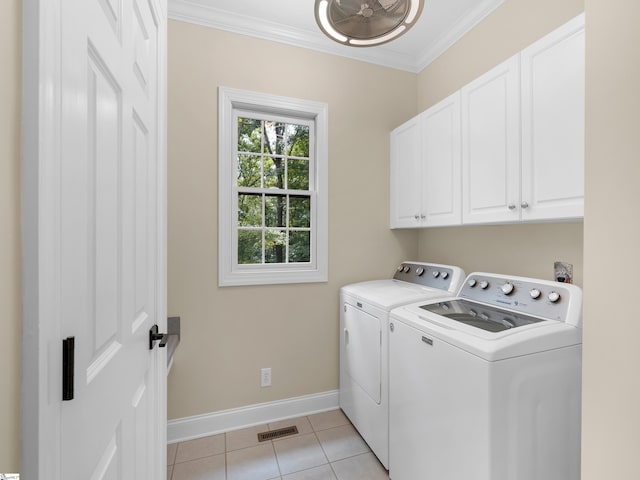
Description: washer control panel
393,262,463,292
459,273,576,323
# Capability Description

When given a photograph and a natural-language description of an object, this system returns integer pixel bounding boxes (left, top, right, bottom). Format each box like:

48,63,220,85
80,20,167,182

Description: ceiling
168,0,505,73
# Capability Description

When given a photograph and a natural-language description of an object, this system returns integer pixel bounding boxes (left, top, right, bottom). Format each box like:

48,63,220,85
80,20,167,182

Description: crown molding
168,0,504,73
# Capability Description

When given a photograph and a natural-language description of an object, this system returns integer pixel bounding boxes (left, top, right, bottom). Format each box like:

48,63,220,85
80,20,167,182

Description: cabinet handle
521,202,529,209
508,204,516,210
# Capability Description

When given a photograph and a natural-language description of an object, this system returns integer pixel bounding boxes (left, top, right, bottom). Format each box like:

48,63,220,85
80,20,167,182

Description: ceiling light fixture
314,0,425,47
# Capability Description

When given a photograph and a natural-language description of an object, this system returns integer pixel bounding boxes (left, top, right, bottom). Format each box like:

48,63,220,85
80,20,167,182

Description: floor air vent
257,426,299,442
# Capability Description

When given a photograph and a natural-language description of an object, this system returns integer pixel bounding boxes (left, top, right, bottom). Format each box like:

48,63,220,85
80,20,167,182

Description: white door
390,116,422,228
462,55,521,224
22,0,167,478
520,14,585,221
421,91,462,227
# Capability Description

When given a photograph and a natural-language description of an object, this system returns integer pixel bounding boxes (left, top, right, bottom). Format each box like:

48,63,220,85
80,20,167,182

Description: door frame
21,0,168,477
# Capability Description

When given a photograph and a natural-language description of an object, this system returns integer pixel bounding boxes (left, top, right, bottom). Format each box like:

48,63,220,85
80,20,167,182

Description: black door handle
149,324,168,350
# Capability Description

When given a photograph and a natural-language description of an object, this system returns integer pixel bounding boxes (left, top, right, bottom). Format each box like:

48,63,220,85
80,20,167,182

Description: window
218,87,328,286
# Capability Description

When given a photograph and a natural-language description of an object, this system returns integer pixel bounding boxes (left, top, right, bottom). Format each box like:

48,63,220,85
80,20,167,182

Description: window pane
289,195,311,228
238,194,262,227
263,121,280,155
237,154,262,188
238,230,262,264
237,118,262,153
285,124,309,157
264,156,285,188
265,195,287,228
288,159,309,190
289,231,311,263
265,230,286,264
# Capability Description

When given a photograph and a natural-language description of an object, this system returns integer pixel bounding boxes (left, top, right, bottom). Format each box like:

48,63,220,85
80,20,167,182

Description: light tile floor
167,409,389,480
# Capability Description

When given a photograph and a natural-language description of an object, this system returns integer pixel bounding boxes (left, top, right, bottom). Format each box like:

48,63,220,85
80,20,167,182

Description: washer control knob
441,272,449,279
529,288,542,300
415,267,425,276
467,279,477,288
501,282,515,295
548,291,561,303
403,266,411,273
397,265,404,272
479,280,490,290
432,271,440,278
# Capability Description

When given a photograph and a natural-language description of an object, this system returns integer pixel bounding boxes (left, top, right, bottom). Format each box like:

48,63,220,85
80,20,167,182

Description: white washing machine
340,261,465,469
389,273,583,480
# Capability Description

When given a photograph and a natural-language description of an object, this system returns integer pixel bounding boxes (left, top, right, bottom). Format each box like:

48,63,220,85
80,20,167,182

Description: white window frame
218,87,328,286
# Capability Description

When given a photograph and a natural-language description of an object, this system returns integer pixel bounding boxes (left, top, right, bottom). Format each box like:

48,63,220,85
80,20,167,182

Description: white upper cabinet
462,14,585,224
461,55,521,224
520,14,585,221
390,14,585,228
390,92,462,228
390,115,422,228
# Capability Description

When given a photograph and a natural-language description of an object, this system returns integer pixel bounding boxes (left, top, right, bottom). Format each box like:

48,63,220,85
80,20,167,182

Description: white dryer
389,273,583,480
340,262,465,469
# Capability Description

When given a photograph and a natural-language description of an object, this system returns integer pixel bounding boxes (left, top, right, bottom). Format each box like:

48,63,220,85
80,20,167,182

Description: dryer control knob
501,282,515,295
415,267,425,276
467,279,477,288
432,271,440,278
529,288,542,300
548,291,561,303
397,265,404,272
479,280,490,290
403,266,411,273
441,272,449,279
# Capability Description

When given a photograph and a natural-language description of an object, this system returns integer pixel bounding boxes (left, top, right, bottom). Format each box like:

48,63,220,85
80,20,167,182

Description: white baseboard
167,390,340,444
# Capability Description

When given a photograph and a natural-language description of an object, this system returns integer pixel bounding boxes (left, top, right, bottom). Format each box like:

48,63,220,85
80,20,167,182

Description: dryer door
343,303,382,404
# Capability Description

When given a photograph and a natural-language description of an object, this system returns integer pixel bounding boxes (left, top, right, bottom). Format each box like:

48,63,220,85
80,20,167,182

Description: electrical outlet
261,368,271,387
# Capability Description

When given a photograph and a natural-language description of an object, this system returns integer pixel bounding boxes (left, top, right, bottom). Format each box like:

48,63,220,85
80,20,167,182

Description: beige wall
416,0,585,286
582,0,640,477
166,21,417,419
418,223,584,285
0,0,21,472
417,0,586,109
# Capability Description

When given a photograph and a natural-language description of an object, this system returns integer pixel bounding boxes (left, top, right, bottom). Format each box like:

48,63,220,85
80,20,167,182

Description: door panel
422,91,462,226
58,0,164,478
462,56,521,224
520,16,585,221
390,116,422,228
343,303,382,404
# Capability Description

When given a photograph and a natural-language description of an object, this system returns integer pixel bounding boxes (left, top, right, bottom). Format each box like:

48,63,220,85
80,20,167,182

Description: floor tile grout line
269,439,282,479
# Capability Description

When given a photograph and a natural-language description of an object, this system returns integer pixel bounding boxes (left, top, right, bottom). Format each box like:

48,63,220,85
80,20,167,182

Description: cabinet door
520,14,585,221
390,116,422,228
462,56,521,224
421,91,462,226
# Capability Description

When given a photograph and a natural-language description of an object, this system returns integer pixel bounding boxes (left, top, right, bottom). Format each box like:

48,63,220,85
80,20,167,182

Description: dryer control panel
393,262,463,293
